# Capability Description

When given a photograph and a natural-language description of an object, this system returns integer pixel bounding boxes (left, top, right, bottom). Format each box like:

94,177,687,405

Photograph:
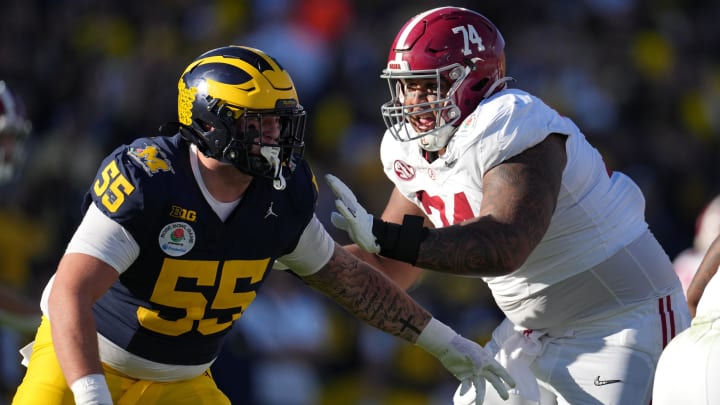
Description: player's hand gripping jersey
380,88,681,330
40,134,328,379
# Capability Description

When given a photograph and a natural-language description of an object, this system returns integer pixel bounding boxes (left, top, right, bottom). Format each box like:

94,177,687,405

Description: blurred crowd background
1,0,719,404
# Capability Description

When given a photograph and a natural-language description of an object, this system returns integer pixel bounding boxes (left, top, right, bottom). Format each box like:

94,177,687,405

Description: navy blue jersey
82,134,317,365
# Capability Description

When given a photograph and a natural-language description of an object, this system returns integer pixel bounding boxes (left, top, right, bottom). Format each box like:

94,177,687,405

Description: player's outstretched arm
687,234,720,317
326,134,566,277
301,244,515,402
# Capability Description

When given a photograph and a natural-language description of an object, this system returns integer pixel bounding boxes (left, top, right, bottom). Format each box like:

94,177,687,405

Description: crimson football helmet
177,46,306,189
381,7,508,151
0,81,31,185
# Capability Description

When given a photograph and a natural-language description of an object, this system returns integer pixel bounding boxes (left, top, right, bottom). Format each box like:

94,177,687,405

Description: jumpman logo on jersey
264,202,278,219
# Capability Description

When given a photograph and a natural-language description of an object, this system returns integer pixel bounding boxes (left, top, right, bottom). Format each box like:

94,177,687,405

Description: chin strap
483,76,515,98
260,145,286,190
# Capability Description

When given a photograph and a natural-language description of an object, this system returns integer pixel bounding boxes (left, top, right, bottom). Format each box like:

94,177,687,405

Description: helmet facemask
381,64,466,152
380,7,508,153
220,106,306,191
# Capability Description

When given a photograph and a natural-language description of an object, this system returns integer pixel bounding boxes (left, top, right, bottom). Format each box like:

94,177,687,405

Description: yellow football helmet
177,46,306,188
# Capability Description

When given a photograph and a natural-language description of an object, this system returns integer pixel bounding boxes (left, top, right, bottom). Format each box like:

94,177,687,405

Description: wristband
372,214,428,265
70,373,113,405
415,317,457,355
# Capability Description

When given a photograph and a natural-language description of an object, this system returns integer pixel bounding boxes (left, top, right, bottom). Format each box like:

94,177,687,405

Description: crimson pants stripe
658,295,676,348
653,295,677,405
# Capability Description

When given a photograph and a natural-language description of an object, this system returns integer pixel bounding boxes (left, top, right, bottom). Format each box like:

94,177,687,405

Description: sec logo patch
158,222,196,257
393,159,415,181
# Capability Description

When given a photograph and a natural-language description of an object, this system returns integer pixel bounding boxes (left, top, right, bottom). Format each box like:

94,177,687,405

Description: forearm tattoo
418,217,520,276
303,245,431,343
417,134,566,276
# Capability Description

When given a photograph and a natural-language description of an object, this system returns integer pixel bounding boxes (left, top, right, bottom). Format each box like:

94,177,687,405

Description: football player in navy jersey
11,46,514,405
325,6,690,405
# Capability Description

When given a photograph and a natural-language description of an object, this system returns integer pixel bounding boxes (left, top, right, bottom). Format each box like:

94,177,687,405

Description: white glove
417,318,515,404
70,374,113,405
325,174,380,253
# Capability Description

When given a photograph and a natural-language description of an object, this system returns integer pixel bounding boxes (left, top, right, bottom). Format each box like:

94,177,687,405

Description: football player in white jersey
326,6,690,405
653,233,720,404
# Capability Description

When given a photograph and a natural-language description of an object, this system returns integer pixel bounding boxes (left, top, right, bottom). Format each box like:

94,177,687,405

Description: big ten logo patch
169,205,197,222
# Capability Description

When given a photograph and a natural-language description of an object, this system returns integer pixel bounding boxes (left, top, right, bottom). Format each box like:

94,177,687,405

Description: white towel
497,328,544,403
19,340,34,367
490,322,572,404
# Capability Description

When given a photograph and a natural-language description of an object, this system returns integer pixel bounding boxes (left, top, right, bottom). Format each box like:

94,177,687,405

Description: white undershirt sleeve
65,203,140,273
276,214,335,276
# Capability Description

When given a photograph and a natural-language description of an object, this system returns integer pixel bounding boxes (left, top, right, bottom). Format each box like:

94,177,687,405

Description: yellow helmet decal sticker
178,81,197,126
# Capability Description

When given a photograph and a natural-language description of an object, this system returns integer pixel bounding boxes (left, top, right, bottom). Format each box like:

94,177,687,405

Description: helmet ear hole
471,78,489,92
198,120,213,132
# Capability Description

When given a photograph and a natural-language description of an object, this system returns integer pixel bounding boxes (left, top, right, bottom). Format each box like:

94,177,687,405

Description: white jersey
381,88,681,329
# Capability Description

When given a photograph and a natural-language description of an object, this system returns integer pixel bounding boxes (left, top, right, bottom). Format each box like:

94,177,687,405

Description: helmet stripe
395,8,434,49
